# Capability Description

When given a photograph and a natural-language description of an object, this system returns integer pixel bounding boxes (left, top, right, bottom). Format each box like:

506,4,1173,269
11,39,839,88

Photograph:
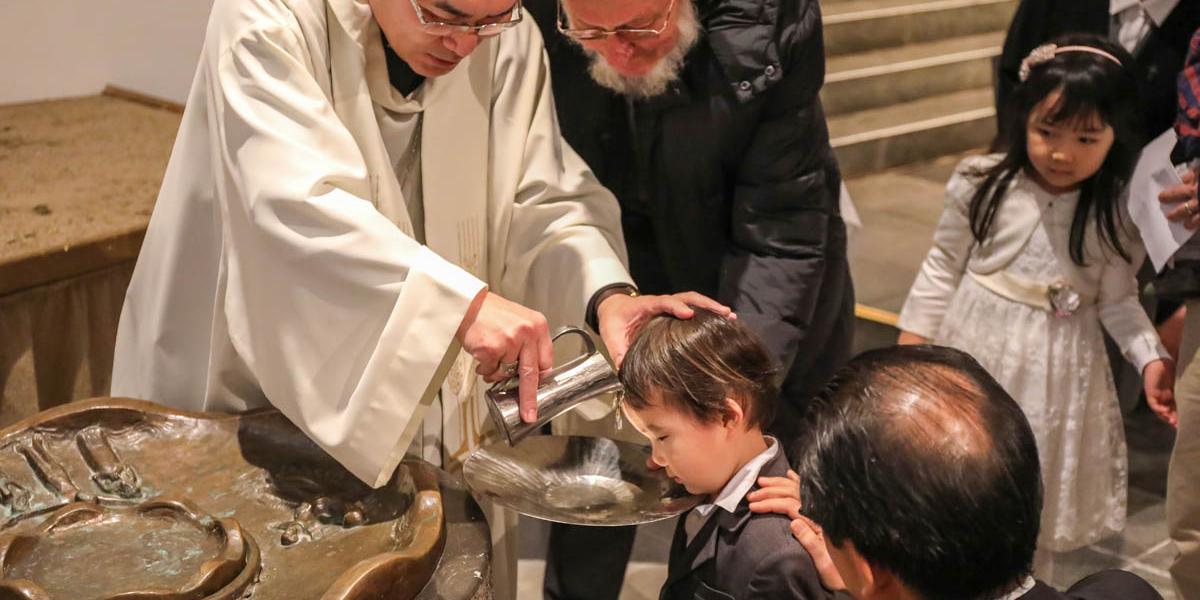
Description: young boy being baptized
619,310,831,600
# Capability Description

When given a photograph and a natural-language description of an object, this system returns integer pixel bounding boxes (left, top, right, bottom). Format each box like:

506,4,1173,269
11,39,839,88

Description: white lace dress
900,157,1170,553
935,215,1127,552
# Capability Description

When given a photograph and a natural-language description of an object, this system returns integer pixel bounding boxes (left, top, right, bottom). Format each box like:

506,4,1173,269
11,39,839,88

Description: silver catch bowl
463,436,703,526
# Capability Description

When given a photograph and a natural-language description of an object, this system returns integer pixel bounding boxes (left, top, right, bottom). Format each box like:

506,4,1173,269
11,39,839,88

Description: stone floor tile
848,255,922,309
876,293,915,316
1135,539,1179,575
851,217,937,268
619,562,669,600
847,175,946,226
1095,490,1169,559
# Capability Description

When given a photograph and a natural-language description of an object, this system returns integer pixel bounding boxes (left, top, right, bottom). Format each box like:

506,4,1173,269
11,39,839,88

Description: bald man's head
794,345,1042,600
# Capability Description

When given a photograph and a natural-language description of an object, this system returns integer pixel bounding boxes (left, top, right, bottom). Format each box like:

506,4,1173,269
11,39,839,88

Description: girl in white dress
897,35,1175,560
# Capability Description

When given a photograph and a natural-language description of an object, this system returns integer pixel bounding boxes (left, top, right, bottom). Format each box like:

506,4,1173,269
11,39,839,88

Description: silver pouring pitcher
484,326,622,446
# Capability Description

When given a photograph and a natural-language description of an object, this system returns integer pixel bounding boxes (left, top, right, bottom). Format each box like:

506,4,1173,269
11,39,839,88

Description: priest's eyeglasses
556,0,676,40
409,0,524,37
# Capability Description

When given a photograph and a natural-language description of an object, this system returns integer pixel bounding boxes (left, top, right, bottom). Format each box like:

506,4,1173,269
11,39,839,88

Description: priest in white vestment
110,0,728,596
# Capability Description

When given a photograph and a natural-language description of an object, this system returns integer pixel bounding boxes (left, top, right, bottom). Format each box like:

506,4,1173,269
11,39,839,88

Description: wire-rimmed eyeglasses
555,0,676,40
409,0,524,37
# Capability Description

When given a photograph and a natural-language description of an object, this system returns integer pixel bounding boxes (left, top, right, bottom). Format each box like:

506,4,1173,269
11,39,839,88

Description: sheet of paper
1127,128,1194,272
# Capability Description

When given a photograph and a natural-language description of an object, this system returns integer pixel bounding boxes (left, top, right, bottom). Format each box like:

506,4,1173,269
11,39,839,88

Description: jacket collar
692,436,781,516
663,449,792,587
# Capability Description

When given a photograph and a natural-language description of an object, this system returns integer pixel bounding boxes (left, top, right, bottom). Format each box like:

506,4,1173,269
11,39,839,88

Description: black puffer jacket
528,0,854,433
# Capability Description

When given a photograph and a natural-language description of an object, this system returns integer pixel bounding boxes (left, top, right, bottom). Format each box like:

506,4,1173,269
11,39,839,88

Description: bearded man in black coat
524,0,854,597
528,0,853,446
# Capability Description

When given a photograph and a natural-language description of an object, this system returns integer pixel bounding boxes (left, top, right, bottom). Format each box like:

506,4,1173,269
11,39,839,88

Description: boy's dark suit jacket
1021,570,1164,600
660,449,831,600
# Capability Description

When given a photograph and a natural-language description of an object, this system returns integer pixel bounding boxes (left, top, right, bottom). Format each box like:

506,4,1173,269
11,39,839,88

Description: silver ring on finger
499,361,519,378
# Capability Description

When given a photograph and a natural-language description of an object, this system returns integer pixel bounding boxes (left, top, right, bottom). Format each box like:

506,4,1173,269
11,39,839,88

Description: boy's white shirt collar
684,436,779,543
711,435,780,514
1109,0,1180,26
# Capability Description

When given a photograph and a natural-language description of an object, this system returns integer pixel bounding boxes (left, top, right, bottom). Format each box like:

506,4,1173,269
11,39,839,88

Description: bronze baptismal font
0,398,491,600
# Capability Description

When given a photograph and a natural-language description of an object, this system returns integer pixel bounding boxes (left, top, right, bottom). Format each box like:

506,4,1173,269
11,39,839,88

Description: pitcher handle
552,325,596,356
490,326,600,391
547,326,602,377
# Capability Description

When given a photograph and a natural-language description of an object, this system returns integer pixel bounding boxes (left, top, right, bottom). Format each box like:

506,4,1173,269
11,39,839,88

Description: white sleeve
211,23,484,487
486,22,633,330
897,167,978,339
1097,234,1169,372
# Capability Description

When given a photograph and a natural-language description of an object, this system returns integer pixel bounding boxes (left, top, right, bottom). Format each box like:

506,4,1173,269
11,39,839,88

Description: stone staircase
820,0,1017,349
822,0,1016,178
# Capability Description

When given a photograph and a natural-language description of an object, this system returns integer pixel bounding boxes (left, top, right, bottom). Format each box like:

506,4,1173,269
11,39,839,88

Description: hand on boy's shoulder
790,516,847,595
697,483,832,600
731,470,835,599
746,469,801,520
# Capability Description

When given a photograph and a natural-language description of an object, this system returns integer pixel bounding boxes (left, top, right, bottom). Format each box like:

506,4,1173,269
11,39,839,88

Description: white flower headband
1018,43,1123,82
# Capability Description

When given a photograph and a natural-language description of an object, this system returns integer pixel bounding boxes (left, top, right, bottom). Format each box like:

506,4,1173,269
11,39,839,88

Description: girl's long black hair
970,34,1142,265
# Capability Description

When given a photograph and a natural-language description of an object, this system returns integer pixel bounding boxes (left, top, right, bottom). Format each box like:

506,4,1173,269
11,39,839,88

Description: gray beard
581,5,700,99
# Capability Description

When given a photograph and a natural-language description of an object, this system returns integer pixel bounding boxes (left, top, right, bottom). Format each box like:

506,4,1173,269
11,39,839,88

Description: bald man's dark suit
1020,570,1163,600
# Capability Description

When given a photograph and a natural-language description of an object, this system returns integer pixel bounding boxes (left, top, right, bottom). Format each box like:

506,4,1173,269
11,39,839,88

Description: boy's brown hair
618,309,777,429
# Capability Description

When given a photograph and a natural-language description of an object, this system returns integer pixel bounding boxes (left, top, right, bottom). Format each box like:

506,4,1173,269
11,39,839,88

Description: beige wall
0,0,213,106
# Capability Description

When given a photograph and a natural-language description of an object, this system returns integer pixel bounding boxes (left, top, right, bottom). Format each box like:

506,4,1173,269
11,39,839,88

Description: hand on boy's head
1160,169,1200,231
790,515,847,592
747,469,802,520
657,291,736,320
596,290,735,367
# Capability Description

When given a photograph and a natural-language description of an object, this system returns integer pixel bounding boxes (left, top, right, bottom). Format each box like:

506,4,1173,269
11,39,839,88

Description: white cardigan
899,155,1168,372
